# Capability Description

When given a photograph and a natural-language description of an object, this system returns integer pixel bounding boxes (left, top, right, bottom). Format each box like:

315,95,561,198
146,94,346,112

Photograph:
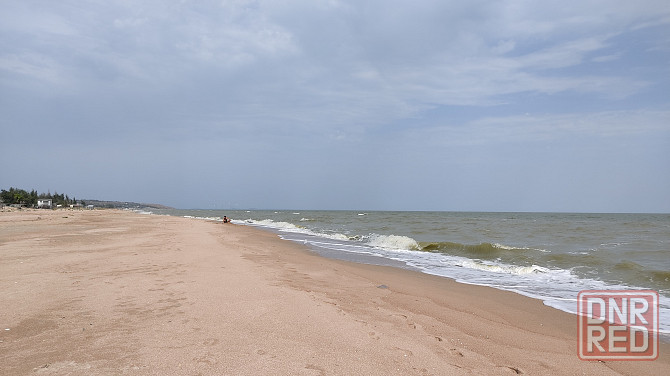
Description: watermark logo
578,290,659,360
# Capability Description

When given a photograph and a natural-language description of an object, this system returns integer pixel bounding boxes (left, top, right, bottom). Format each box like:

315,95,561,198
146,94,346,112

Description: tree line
0,187,85,208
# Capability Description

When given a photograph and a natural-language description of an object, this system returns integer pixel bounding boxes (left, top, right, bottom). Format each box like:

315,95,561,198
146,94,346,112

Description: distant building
37,199,52,209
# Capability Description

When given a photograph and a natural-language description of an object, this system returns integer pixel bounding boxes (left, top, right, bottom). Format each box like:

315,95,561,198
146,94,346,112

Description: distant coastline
81,199,174,210
0,186,173,210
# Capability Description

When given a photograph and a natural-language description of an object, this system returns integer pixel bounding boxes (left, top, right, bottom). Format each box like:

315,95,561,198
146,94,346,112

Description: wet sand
1,209,668,375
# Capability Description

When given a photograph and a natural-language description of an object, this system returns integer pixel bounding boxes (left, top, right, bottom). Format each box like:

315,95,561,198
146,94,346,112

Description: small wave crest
652,270,670,282
244,218,304,232
366,234,421,251
243,218,349,241
418,241,536,257
458,260,550,275
183,215,220,221
613,260,670,292
614,260,645,271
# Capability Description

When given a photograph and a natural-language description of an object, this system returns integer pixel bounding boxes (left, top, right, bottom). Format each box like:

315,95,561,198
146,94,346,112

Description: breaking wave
365,234,421,250
457,260,550,275
242,218,349,241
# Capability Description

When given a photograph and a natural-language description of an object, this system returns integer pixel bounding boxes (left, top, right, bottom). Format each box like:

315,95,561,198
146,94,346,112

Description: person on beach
223,216,229,223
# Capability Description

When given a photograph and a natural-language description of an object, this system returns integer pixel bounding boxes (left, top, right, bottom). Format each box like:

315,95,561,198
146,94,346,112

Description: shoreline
171,209,670,343
1,209,668,374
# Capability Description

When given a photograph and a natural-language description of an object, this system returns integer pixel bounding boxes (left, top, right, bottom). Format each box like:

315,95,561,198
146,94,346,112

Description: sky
1,0,669,212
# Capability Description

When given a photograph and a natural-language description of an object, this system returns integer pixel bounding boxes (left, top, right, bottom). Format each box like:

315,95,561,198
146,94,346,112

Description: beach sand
1,209,668,375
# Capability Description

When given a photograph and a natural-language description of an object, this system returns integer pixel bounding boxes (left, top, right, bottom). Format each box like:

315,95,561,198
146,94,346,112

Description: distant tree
52,192,67,206
2,187,84,207
0,188,12,204
27,190,38,207
0,187,30,205
13,191,24,204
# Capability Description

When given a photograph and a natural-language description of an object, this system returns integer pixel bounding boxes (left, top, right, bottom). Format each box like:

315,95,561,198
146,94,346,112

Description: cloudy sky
1,1,669,212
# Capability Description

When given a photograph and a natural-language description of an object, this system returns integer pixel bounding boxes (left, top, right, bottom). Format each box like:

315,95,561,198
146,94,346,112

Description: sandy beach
1,209,668,375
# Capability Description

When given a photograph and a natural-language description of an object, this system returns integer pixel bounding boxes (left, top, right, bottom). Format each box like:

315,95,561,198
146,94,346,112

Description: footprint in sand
304,364,326,375
449,348,464,357
392,346,413,357
202,338,219,346
194,352,217,365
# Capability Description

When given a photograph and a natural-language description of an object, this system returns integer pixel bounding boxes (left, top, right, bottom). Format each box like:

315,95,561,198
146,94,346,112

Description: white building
37,199,52,209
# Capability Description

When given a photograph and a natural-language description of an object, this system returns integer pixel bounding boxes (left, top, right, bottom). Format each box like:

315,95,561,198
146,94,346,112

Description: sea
144,209,670,339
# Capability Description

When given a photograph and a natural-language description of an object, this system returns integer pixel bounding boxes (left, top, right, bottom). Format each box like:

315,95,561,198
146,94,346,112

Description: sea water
147,209,670,338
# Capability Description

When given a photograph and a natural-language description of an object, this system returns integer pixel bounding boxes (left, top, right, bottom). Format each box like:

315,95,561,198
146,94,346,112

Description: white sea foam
492,243,548,253
458,260,550,275
366,234,421,251
491,243,516,250
183,215,222,222
245,219,305,232
244,218,349,241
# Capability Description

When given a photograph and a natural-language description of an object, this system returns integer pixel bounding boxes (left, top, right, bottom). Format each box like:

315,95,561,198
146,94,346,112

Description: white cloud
0,53,64,86
513,36,612,70
3,1,667,112
411,109,670,147
591,53,623,63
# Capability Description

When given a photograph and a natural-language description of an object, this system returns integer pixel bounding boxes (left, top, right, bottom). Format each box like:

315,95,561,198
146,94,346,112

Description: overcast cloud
1,0,669,212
